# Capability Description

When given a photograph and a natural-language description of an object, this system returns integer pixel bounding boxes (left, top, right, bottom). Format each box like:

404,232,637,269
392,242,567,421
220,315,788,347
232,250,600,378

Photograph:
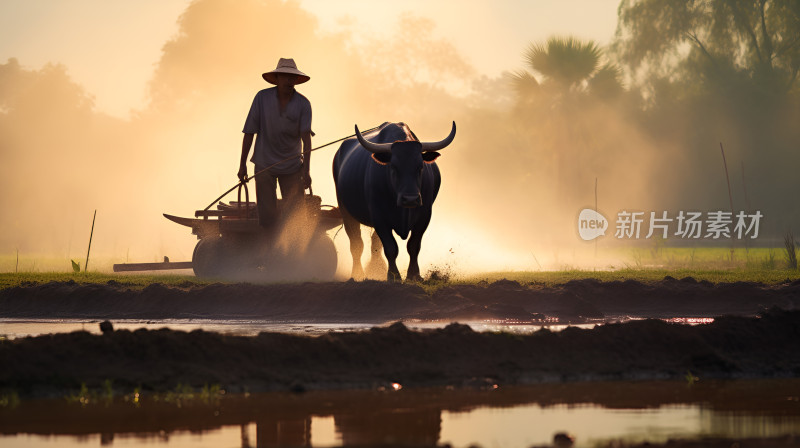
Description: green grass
1,247,798,290
0,268,798,292
459,268,800,287
614,246,785,270
436,247,800,287
0,272,209,290
60,382,223,408
428,246,800,287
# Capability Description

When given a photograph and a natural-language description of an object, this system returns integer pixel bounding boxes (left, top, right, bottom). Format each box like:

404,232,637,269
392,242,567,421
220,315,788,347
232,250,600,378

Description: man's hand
301,131,312,190
240,133,254,183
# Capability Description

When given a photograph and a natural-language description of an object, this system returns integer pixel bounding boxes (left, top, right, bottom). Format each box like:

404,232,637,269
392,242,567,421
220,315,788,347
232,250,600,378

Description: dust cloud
1,0,797,276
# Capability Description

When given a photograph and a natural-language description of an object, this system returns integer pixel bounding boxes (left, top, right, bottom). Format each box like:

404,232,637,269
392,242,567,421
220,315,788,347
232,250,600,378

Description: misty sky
0,0,666,274
0,0,619,118
3,0,797,275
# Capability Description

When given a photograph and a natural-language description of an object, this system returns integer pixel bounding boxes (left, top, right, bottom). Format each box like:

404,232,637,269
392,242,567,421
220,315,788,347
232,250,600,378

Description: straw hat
262,58,310,85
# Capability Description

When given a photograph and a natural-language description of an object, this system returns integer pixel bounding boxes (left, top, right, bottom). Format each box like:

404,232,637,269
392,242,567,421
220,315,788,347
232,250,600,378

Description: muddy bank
1,309,798,397
2,277,800,322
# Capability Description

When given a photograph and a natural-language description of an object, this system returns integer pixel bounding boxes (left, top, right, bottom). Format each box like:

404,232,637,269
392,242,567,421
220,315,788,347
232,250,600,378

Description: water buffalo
333,121,456,282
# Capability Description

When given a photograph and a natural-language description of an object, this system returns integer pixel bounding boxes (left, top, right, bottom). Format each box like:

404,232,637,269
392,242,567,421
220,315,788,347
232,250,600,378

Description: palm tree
509,36,624,205
511,36,622,102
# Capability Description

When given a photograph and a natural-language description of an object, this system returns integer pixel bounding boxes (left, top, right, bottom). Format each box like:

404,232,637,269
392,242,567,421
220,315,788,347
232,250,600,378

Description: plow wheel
258,233,338,281
192,236,243,278
192,233,337,281
304,233,338,280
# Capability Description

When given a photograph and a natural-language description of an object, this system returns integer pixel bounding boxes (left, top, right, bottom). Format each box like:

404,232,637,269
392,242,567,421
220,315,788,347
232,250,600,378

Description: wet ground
1,277,799,396
1,308,799,399
2,277,799,323
0,318,600,340
1,277,799,447
2,379,800,447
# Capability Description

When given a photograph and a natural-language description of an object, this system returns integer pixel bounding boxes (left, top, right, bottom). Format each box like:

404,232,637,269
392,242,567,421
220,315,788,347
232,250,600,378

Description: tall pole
741,160,751,253
594,177,598,258
740,160,751,210
85,210,96,273
719,143,735,261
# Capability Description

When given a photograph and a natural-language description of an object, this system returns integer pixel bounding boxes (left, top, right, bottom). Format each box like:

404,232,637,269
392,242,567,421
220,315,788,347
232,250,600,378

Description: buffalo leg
406,216,430,282
406,234,423,282
374,225,401,282
340,208,365,280
365,230,387,279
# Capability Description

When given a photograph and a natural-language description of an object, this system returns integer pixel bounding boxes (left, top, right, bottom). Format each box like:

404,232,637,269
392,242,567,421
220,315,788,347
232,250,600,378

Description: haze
1,0,797,275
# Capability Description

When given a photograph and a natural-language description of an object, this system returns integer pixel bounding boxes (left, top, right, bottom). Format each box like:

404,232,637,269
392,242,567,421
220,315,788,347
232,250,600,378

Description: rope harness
202,125,381,212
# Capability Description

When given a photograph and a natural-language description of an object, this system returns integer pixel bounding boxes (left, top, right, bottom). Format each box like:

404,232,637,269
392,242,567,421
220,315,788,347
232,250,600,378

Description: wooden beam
113,261,193,272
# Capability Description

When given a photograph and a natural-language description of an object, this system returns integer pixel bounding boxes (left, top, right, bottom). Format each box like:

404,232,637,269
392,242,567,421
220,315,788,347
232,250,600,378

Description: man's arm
239,133,254,182
301,131,312,189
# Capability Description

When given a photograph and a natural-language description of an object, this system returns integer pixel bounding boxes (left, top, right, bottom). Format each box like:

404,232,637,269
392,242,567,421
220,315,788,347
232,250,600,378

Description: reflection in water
256,417,311,447
0,318,603,340
441,404,700,447
1,380,799,447
442,404,800,447
702,410,800,439
5,426,253,448
336,407,440,446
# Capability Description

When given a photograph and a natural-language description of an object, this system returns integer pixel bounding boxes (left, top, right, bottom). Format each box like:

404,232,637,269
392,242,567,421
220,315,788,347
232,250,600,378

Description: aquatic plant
685,370,699,386
0,391,20,409
65,383,90,406
785,232,797,269
102,379,113,405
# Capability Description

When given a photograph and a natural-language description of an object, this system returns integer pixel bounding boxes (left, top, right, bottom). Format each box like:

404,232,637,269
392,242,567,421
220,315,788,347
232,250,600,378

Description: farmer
238,57,313,232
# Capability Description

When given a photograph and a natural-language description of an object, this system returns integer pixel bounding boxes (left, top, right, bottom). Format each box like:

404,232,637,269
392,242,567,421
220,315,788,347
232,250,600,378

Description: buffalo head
355,122,456,208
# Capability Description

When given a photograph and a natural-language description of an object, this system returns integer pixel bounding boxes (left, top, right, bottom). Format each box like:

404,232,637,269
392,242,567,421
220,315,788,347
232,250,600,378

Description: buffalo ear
422,151,441,163
371,153,391,165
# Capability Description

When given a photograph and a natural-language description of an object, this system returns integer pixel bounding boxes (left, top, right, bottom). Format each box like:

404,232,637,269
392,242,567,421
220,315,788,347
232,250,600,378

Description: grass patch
453,247,800,287
3,267,799,292
460,268,800,287
2,247,799,290
61,382,223,408
0,272,211,290
613,246,787,270
0,391,20,409
785,233,798,270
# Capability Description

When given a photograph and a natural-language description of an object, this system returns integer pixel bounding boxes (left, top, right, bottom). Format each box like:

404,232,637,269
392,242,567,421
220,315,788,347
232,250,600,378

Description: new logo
578,208,608,241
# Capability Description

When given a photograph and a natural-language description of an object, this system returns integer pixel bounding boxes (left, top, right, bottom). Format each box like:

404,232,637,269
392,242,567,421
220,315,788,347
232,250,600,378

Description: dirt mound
2,277,798,322
2,308,799,398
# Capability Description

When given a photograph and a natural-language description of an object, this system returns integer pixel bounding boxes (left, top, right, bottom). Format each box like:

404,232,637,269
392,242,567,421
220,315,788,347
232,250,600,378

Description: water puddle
0,315,712,339
1,380,798,447
0,318,604,339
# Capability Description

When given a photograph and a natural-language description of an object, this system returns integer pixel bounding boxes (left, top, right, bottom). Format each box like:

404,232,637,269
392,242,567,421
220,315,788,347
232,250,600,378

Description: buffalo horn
355,125,393,153
419,121,456,152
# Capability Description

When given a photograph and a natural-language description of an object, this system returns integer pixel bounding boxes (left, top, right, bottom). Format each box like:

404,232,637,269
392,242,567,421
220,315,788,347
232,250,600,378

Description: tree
0,58,94,118
511,36,623,103
614,0,800,95
0,58,126,255
612,0,800,233
505,37,634,215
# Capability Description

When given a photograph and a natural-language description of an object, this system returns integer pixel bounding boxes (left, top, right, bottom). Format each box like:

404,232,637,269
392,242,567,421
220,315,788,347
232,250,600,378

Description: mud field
3,276,800,322
1,277,800,398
